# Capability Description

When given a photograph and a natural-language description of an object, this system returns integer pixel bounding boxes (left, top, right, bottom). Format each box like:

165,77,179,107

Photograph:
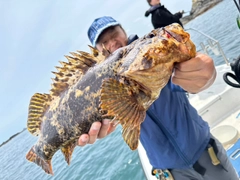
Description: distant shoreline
0,128,26,147
181,0,223,25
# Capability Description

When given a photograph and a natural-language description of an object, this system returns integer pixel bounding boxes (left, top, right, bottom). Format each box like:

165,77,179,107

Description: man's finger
172,68,201,80
88,122,101,144
107,121,118,135
98,119,111,139
174,53,204,72
78,134,89,146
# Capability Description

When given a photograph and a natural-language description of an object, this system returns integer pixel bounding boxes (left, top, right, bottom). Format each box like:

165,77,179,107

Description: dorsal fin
88,45,106,63
27,93,52,136
49,46,105,97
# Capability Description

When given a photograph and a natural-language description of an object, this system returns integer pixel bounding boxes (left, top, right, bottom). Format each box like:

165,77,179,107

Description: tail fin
26,147,53,175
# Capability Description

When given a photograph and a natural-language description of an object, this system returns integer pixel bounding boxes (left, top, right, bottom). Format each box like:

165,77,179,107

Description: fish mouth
163,28,186,43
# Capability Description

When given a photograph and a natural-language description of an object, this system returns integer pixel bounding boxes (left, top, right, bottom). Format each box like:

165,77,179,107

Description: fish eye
147,32,155,38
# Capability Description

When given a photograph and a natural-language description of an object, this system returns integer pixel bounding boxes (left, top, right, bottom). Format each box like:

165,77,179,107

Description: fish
26,23,196,175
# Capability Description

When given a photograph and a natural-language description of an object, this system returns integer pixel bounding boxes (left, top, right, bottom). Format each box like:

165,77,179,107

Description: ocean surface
1,0,240,180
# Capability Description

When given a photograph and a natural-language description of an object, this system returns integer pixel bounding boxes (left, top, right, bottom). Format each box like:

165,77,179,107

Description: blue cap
87,16,120,47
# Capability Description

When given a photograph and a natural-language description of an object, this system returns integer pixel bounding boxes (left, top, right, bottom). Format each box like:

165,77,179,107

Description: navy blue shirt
141,81,210,169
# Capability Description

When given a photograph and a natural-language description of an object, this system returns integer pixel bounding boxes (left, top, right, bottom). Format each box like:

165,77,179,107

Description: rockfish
26,23,196,175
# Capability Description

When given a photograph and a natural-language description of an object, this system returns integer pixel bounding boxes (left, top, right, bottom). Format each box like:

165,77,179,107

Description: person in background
145,0,184,29
78,16,239,179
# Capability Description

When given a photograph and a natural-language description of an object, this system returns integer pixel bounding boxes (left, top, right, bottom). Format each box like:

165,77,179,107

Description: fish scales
26,23,196,175
36,54,124,156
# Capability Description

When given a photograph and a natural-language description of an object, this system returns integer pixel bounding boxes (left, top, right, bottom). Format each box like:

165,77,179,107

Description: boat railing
186,27,229,65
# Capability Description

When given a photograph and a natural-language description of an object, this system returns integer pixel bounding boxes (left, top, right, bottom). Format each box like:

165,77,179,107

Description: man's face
150,0,160,6
96,26,128,54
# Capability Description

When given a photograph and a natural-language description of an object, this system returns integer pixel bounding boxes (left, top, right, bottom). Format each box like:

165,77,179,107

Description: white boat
137,28,240,180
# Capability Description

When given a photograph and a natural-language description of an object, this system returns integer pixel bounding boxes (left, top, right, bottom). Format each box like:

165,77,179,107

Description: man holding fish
79,16,239,179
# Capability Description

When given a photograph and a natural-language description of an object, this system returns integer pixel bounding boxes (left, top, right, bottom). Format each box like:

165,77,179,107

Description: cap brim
92,22,120,47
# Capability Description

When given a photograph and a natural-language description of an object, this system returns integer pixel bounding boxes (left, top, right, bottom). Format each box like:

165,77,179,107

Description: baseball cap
87,16,120,47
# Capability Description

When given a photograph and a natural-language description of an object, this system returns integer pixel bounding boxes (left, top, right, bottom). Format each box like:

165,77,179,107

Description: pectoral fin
122,125,141,150
100,78,146,150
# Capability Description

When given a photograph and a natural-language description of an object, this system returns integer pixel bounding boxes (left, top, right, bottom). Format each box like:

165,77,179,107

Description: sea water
1,0,240,179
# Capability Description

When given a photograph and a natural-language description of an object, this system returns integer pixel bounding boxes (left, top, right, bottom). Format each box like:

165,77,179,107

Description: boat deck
189,64,240,149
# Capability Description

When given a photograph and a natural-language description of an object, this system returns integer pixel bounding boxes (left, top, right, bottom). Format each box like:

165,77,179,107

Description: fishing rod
223,56,240,88
233,0,240,12
233,0,240,29
183,11,191,14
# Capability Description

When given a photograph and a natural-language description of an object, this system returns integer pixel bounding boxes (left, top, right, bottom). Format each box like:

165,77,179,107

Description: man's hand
180,10,184,14
78,119,117,146
172,53,216,93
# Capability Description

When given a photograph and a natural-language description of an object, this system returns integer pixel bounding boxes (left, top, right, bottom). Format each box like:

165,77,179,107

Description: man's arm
172,53,216,93
154,8,183,26
173,10,184,19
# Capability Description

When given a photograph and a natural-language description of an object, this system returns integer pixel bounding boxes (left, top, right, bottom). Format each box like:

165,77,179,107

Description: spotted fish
26,23,196,175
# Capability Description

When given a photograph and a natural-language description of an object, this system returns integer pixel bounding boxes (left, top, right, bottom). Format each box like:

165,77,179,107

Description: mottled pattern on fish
26,23,196,175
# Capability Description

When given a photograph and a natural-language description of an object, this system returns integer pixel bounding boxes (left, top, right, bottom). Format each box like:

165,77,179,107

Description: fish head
142,23,196,64
159,23,196,57
121,23,196,103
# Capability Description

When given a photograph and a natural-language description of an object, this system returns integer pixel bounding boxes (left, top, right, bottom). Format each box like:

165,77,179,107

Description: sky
0,0,192,143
